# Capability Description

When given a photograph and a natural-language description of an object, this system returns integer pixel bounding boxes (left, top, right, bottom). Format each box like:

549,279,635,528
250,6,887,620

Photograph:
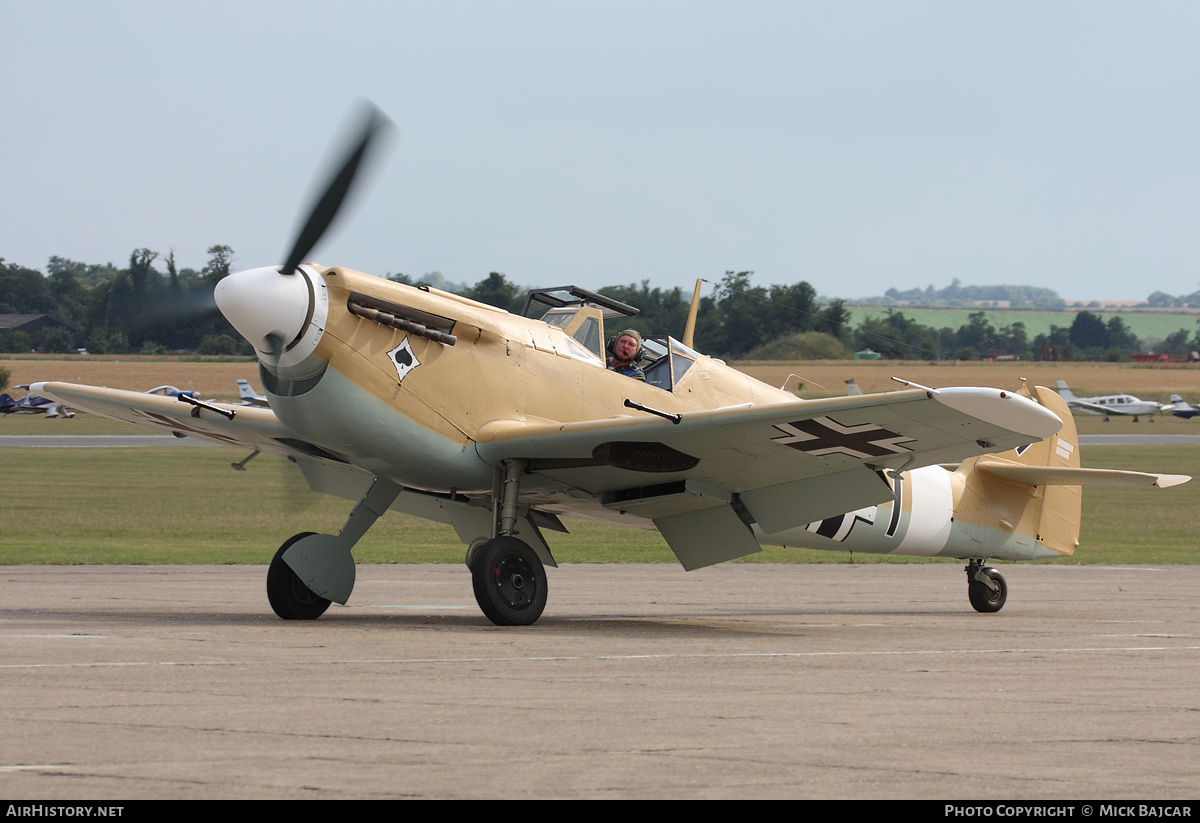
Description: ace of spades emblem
388,336,421,383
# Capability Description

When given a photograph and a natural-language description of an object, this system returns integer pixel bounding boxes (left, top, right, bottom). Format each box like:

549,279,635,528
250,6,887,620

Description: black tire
968,567,1007,613
267,532,331,620
471,536,547,626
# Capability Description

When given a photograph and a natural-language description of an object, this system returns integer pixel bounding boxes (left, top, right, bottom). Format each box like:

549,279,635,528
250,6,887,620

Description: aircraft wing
28,381,346,465
477,387,1062,569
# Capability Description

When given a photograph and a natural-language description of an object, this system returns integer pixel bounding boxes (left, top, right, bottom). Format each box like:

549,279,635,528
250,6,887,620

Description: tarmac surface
1,562,1198,799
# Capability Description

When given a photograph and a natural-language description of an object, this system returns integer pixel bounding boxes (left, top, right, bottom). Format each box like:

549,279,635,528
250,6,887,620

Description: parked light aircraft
1055,380,1169,422
30,105,1190,624
1167,395,1200,420
237,379,269,407
0,385,73,418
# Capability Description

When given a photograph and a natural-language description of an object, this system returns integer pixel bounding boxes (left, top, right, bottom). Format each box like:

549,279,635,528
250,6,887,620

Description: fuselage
219,264,797,496
759,463,1063,561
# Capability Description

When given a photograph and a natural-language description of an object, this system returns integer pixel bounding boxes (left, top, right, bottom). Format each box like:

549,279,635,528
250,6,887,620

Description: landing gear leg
268,477,402,616
469,459,548,626
965,559,1007,613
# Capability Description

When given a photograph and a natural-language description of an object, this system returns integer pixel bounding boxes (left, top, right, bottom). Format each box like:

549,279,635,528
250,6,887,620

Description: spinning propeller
280,103,394,277
215,102,395,363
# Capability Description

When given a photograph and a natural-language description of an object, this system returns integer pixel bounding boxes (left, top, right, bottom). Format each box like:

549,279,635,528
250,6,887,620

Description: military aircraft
1167,394,1200,420
237,379,269,407
1055,380,1169,422
29,105,1190,625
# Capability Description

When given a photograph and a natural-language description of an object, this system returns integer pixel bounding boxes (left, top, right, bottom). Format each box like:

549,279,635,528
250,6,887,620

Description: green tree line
1,247,239,355
6,251,1200,361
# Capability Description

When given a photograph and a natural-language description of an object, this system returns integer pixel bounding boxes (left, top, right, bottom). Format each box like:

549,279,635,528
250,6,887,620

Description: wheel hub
495,556,536,609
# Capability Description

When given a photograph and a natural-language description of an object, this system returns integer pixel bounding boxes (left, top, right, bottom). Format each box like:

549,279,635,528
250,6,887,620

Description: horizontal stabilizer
976,459,1190,489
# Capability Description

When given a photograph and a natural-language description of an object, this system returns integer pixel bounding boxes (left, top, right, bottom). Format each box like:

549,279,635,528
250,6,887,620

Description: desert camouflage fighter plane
31,105,1190,624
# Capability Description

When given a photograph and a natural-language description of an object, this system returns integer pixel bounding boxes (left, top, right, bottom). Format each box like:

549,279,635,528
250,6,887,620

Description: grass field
845,305,1200,346
3,355,1197,566
1,444,1194,566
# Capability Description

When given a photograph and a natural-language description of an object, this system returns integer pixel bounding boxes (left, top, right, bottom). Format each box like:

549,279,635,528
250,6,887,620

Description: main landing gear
965,559,1007,613
264,462,553,627
265,477,402,621
470,536,548,626
267,533,331,620
468,458,550,626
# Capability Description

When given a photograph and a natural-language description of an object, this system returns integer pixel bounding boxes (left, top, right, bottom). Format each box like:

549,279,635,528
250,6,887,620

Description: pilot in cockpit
607,329,646,381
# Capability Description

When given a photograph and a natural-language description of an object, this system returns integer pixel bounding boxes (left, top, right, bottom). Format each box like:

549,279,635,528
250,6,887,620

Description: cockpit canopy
524,285,698,392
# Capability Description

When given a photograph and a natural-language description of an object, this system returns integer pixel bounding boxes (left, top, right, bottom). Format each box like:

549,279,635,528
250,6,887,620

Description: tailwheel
966,561,1007,613
267,532,332,620
471,536,547,626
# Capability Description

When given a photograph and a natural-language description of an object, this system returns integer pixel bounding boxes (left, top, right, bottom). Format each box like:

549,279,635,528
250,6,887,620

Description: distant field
845,305,1200,346
2,354,258,405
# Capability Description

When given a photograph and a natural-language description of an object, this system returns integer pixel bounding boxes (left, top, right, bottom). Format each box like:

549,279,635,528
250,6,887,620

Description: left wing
478,386,1062,569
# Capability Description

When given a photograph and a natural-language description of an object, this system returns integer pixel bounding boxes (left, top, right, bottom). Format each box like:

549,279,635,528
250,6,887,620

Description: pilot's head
612,329,643,363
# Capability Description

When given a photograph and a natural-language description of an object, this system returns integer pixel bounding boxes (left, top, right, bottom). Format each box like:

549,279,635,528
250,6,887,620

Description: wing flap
654,503,762,570
739,467,895,534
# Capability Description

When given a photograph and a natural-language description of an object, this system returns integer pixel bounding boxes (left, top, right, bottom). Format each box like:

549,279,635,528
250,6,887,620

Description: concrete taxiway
1,563,1197,799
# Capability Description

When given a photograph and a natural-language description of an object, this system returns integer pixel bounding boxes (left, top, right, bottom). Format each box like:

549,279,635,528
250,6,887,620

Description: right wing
30,381,348,466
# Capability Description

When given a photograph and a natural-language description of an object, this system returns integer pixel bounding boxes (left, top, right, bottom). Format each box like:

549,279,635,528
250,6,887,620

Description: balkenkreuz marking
771,416,915,459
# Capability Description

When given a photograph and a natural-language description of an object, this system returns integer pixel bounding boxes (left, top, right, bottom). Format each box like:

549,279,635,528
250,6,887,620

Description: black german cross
770,416,915,459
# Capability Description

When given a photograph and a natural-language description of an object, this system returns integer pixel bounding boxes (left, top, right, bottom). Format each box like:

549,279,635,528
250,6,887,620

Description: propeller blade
264,331,285,360
280,103,394,275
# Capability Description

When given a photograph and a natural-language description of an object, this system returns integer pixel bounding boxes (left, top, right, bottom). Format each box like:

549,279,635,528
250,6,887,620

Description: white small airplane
237,379,269,407
1055,380,1169,422
1167,394,1200,420
145,385,198,399
28,104,1191,625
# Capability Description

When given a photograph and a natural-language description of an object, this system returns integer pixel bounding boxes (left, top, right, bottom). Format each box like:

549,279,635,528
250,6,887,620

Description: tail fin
957,384,1188,559
955,384,1083,558
1023,386,1082,556
1055,380,1077,401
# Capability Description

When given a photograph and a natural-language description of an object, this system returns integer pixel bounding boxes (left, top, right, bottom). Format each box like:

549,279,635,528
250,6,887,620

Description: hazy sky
5,1,1200,302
